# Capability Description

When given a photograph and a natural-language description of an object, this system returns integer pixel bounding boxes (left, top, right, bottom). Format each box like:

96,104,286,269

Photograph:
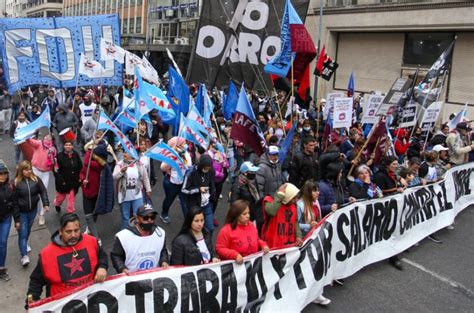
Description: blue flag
347,71,355,97
167,65,190,134
144,81,176,123
144,141,187,180
180,114,210,150
13,106,51,143
223,81,239,121
278,123,296,164
97,111,139,160
194,84,205,115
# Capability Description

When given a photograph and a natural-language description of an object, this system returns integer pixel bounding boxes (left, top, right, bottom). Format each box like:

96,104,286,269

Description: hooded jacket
256,153,285,199
27,231,107,300
289,150,320,189
0,177,19,222
54,149,82,193
182,155,216,208
53,104,78,133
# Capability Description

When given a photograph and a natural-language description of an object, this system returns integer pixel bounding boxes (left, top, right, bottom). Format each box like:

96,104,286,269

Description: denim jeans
161,176,188,217
19,209,37,257
202,203,214,234
0,215,12,267
120,198,144,230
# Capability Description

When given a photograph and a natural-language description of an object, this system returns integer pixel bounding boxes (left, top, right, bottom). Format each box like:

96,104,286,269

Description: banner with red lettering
30,163,474,312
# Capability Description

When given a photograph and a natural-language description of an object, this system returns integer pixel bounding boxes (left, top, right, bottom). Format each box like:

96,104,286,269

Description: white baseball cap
432,145,449,152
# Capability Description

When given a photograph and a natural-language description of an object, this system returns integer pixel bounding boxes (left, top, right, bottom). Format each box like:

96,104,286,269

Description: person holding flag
113,150,152,230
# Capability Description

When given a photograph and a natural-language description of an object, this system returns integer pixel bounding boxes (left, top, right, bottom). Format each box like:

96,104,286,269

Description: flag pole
290,59,295,126
421,69,448,151
313,0,324,138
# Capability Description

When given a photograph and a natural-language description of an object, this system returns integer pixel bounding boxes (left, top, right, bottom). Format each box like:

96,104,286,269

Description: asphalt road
0,133,473,312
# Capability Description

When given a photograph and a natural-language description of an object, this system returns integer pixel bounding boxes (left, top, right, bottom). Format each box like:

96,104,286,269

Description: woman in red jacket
215,200,269,264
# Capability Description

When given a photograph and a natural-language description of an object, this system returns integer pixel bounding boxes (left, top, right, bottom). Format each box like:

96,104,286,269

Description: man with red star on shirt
26,213,108,306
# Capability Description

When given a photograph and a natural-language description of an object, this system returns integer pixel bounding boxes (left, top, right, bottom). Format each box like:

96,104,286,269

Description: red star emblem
64,256,85,276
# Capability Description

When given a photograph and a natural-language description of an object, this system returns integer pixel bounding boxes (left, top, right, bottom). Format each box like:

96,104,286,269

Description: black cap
456,122,471,131
136,204,158,217
0,160,9,174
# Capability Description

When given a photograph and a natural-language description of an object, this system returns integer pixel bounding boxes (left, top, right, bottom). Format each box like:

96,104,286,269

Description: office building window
403,32,454,66
136,17,142,33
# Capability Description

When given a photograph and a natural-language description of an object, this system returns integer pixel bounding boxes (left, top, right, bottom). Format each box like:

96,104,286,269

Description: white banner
361,94,384,125
420,101,443,138
30,164,474,313
333,97,353,130
324,92,344,120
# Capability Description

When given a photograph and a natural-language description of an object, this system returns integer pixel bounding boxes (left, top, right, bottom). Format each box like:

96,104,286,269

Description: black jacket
348,182,370,200
182,156,216,208
110,224,169,273
0,180,19,222
170,230,215,266
374,168,398,196
13,178,49,213
27,232,108,301
54,150,82,193
289,151,320,188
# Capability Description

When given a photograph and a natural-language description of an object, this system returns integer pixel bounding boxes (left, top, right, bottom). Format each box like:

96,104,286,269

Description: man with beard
110,204,169,274
26,213,108,306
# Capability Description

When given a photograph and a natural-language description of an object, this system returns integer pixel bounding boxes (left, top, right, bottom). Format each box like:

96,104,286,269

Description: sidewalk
0,222,50,312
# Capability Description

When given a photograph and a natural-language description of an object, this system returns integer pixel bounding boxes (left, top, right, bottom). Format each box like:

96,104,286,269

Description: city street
0,134,472,312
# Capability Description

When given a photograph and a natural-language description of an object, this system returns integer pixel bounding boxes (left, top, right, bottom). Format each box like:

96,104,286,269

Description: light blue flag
144,81,176,123
264,0,293,77
167,65,190,134
97,111,139,160
180,114,210,150
13,106,51,143
187,104,211,137
203,90,215,128
144,141,187,180
278,123,296,164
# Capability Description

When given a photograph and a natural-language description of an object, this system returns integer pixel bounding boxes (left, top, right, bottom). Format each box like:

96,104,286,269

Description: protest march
0,0,473,312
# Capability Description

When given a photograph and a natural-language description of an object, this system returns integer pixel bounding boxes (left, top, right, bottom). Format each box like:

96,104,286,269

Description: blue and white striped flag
14,106,50,143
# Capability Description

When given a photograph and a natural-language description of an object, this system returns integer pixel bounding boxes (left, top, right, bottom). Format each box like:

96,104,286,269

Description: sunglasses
141,215,156,221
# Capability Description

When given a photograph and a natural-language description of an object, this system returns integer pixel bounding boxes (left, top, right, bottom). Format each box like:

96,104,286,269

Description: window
136,17,142,33
122,19,128,34
403,32,454,66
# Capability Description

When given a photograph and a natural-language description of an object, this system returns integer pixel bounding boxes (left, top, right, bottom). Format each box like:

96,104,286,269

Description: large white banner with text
30,164,474,313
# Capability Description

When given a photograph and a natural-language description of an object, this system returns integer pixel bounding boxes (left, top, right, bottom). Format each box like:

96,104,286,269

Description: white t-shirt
196,236,211,263
79,102,97,124
123,164,141,202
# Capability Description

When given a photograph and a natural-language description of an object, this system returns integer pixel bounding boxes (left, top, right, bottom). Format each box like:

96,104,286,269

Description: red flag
315,45,326,76
365,120,388,165
297,64,311,101
290,24,317,81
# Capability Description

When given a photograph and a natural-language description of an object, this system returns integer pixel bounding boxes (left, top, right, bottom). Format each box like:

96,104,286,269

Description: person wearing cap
256,145,285,201
231,161,262,232
182,155,217,233
110,204,169,274
261,183,303,248
113,151,152,230
446,122,474,165
433,144,452,175
26,213,108,306
0,160,19,282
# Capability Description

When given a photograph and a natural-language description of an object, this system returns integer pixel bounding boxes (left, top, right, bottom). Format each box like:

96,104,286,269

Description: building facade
63,0,148,44
306,0,474,120
23,0,62,18
4,0,25,17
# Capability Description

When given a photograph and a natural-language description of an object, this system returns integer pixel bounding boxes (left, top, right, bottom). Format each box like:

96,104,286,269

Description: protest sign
324,92,343,120
361,94,384,124
399,100,419,128
420,101,443,139
377,78,412,116
333,97,353,130
30,163,474,313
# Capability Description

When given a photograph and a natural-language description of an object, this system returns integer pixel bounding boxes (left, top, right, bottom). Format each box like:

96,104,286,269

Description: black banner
186,0,310,91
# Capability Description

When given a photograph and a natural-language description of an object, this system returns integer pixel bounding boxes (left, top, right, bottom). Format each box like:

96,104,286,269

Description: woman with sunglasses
111,204,169,274
170,206,220,266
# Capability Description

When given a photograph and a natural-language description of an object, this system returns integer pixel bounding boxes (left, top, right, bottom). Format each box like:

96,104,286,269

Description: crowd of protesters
0,81,472,309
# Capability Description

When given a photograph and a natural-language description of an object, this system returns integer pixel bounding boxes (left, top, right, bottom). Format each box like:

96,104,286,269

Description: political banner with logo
361,94,384,125
0,15,122,93
29,163,474,313
186,0,310,90
333,97,353,130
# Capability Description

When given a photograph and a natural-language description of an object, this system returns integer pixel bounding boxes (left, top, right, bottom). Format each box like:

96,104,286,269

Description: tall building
63,0,148,44
307,0,474,118
23,0,63,18
4,0,25,17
